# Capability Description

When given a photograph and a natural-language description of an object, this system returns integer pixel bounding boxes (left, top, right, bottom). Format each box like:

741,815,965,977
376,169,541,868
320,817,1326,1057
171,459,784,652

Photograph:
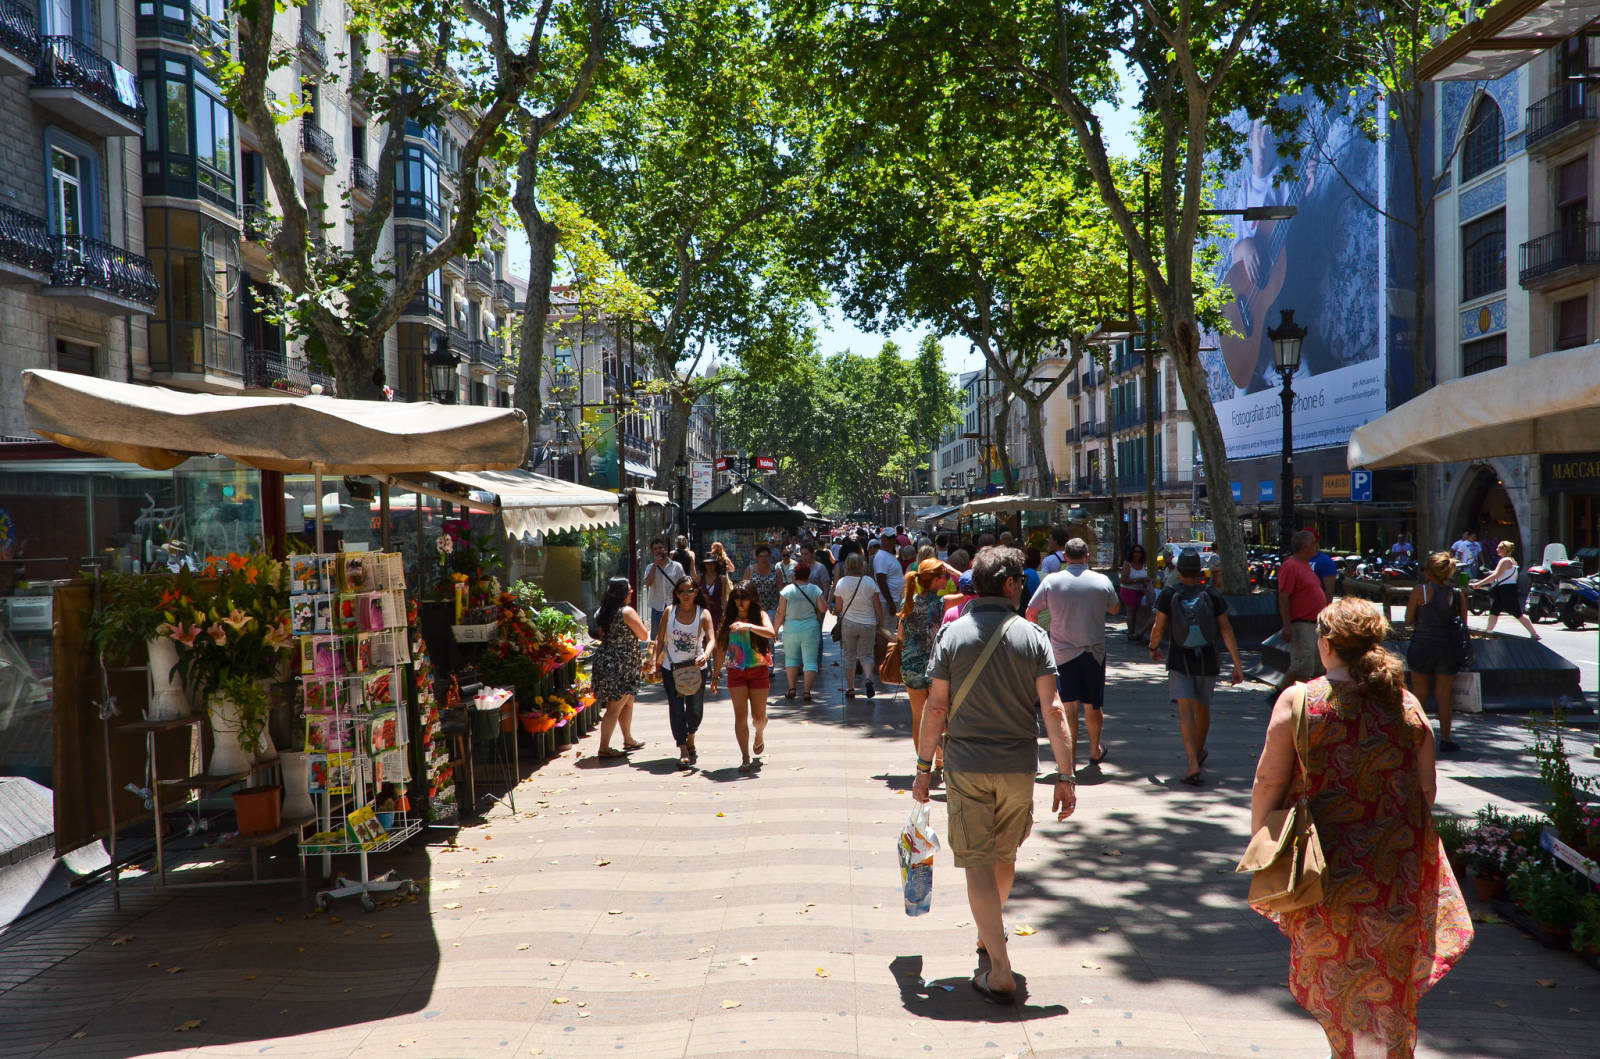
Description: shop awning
913,503,960,523
1418,0,1600,81
958,493,1057,516
21,369,527,474
1347,342,1600,469
623,459,656,482
433,470,621,539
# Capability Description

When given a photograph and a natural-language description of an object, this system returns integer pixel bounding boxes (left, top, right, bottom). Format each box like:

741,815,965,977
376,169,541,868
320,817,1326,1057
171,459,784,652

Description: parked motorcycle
1466,584,1492,616
1525,564,1559,623
1381,556,1420,583
1556,571,1600,630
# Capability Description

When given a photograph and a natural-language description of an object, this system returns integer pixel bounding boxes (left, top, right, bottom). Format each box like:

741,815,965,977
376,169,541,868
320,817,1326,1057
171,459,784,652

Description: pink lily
162,621,201,648
208,622,228,646
264,622,293,651
221,607,253,633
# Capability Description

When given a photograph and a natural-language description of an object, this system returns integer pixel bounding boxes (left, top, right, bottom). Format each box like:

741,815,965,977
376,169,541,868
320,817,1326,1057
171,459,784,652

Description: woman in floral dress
590,577,648,759
898,557,957,769
745,544,785,622
1250,597,1472,1058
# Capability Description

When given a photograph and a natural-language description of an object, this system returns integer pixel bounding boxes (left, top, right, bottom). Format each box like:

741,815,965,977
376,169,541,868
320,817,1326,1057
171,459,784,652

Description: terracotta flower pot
232,785,282,836
1472,874,1505,902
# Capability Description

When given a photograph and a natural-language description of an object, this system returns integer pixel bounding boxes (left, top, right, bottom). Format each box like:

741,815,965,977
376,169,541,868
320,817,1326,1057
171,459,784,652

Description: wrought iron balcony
466,259,493,292
1084,421,1106,438
246,348,336,395
494,279,515,307
297,18,326,67
1526,84,1599,153
1082,369,1100,391
300,120,337,173
1066,377,1080,398
447,326,469,357
0,0,40,73
48,233,158,309
352,160,378,197
242,203,273,242
33,36,144,135
1063,425,1080,444
470,337,498,368
1519,222,1600,289
1076,476,1104,496
0,202,53,280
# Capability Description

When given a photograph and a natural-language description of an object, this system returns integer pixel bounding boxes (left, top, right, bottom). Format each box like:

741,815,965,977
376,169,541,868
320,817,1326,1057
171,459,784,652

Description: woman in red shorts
711,581,775,772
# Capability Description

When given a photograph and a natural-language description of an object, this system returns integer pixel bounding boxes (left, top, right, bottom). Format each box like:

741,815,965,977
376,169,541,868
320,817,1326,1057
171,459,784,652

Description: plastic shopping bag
898,803,940,916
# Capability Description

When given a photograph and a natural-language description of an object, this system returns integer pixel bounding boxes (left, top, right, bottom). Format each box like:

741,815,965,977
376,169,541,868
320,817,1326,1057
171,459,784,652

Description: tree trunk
1022,393,1052,495
653,360,691,494
1166,320,1248,593
992,397,1016,493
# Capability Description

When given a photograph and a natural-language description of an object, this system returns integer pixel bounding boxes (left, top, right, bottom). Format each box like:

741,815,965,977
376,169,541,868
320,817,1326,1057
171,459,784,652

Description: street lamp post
427,334,460,404
674,454,689,537
1269,309,1307,552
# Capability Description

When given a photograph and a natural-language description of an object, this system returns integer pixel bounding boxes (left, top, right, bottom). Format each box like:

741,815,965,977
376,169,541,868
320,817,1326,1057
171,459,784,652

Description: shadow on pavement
888,955,1066,1021
0,841,442,1056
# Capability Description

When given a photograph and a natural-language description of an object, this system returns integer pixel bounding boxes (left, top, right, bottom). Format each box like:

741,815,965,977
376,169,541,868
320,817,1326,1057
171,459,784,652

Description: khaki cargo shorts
1288,621,1321,679
945,771,1035,868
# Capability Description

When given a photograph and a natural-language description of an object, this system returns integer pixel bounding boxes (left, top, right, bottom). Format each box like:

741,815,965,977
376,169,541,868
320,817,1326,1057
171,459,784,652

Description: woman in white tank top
652,574,717,766
1468,540,1541,641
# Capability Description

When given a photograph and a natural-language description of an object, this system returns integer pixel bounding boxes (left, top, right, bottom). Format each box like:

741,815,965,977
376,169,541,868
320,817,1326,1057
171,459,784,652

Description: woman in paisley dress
1250,597,1472,1058
590,577,649,759
745,543,785,622
898,557,958,769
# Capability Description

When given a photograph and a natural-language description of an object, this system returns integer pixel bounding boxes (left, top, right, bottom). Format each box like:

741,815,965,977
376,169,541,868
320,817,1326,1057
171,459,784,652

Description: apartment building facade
0,0,152,437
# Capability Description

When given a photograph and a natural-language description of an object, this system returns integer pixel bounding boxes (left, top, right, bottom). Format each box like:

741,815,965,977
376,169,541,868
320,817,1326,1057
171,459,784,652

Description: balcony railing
1084,422,1106,438
1519,222,1600,285
246,348,337,395
1076,476,1104,496
1,0,41,66
1082,369,1101,390
1526,84,1599,150
466,260,493,291
352,160,378,196
1066,377,1080,398
1063,425,1080,444
242,202,273,241
470,337,498,367
297,18,326,67
35,36,145,126
301,121,337,172
0,203,53,274
447,326,469,357
494,279,515,306
50,233,158,306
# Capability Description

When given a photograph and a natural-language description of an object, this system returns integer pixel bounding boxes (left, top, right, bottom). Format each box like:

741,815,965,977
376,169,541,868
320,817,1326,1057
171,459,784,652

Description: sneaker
1439,738,1460,753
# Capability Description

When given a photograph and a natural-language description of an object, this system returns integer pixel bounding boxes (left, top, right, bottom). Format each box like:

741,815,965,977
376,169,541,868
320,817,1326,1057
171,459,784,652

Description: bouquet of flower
159,552,292,701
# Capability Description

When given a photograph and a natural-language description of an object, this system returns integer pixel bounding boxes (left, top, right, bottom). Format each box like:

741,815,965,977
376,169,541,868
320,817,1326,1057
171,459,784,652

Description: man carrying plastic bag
911,546,1078,1006
899,803,939,916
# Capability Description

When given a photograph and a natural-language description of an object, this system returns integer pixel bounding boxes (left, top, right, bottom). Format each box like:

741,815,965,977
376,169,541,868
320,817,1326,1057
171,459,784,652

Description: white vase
252,679,278,762
206,695,253,776
144,636,191,721
280,751,315,819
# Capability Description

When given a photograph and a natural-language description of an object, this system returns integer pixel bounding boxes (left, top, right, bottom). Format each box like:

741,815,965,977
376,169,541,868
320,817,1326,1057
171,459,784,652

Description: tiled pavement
3,630,1600,1058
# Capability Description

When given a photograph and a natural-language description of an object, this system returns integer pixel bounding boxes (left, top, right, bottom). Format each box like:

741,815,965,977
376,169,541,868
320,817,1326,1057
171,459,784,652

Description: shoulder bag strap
950,615,1019,722
1286,683,1309,807
842,575,866,615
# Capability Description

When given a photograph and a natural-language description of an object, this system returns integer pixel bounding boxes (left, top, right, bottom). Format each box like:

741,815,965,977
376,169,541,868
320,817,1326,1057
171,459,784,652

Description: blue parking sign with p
1351,470,1372,503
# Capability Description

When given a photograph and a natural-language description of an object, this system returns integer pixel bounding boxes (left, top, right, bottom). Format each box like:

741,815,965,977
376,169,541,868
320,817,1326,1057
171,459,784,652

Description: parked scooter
1525,563,1560,623
1381,556,1420,582
1556,572,1600,630
1466,584,1493,616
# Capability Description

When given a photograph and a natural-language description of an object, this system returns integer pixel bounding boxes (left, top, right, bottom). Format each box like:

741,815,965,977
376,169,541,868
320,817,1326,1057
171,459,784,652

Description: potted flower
1571,894,1600,961
162,553,292,775
1507,859,1585,942
1459,820,1516,900
87,570,194,720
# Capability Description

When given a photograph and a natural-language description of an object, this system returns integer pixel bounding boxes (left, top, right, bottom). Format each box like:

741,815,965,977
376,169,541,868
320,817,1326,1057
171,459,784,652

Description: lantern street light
674,454,689,536
1268,309,1307,552
427,334,460,404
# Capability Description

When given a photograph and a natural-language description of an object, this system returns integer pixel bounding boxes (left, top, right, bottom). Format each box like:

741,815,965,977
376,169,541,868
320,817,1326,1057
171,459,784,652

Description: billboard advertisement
582,407,619,491
691,461,714,506
1201,93,1385,461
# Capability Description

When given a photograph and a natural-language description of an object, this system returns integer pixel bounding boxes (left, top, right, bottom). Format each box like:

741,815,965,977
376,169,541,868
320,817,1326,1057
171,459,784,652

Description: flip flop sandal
597,747,627,759
971,971,1016,1006
623,741,645,751
738,760,754,773
1090,747,1109,765
753,731,765,755
1198,748,1209,767
1180,772,1205,787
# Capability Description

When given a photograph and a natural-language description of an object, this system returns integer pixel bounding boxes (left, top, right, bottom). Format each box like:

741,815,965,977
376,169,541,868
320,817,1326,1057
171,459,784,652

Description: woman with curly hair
711,581,775,772
1250,597,1472,1058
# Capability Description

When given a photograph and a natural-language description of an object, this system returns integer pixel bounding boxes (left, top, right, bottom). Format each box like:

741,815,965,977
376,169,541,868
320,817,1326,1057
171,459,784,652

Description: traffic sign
755,456,777,471
1351,469,1373,502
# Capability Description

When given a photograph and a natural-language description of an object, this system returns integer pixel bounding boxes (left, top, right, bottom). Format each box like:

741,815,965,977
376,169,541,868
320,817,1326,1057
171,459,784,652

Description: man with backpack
1039,526,1069,576
1148,549,1244,787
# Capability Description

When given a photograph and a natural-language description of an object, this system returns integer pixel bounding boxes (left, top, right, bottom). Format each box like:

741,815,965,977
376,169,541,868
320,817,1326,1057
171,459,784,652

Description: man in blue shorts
1026,537,1120,767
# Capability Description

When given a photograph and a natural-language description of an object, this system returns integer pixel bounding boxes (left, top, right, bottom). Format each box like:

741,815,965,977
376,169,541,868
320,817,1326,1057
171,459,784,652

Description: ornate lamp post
674,454,689,536
1269,309,1307,552
427,334,460,404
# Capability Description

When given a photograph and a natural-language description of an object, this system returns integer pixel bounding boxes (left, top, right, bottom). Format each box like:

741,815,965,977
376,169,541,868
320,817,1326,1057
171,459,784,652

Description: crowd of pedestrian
583,524,1472,1053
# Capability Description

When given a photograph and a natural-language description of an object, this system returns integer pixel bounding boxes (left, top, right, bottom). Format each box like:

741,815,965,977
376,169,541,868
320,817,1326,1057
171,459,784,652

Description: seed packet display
311,636,345,679
318,752,354,795
371,551,405,591
290,555,329,594
291,597,316,635
305,714,354,753
363,668,394,706
341,554,371,592
313,596,333,635
367,708,399,754
334,594,362,634
369,630,409,668
346,804,386,848
299,637,316,675
352,633,374,673
373,749,406,786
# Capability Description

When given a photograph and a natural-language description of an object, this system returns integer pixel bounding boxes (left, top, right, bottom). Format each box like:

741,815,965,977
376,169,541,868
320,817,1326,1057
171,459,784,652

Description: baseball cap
957,570,975,594
1176,549,1203,574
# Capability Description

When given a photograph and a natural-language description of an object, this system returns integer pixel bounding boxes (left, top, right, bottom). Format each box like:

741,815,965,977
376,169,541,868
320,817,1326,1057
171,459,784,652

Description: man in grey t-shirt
1026,537,1120,768
912,546,1077,1006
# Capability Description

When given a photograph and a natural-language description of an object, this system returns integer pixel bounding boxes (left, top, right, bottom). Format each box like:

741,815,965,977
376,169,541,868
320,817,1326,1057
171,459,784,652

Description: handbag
1235,684,1326,913
671,662,704,696
880,638,903,685
1448,587,1475,670
832,577,867,643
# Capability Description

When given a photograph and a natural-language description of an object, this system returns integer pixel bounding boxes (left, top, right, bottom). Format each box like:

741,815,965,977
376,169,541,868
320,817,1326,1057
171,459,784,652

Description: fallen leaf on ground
442,902,462,910
577,1011,591,1019
165,966,185,975
1494,1000,1509,1009
594,858,611,867
146,962,160,969
716,812,725,818
1014,926,1037,936
630,971,650,979
397,1039,416,1048
174,1020,203,1032
1079,996,1095,1004
607,909,623,915
721,999,741,1009
242,974,258,981
697,946,714,954
110,936,134,946
552,997,570,1004
1081,960,1101,970
815,968,830,978
549,959,567,966
516,943,530,951
380,932,395,939
1537,978,1558,988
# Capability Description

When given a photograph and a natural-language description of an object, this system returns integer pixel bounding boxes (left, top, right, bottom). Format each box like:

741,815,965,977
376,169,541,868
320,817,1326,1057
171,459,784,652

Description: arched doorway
1452,464,1521,559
